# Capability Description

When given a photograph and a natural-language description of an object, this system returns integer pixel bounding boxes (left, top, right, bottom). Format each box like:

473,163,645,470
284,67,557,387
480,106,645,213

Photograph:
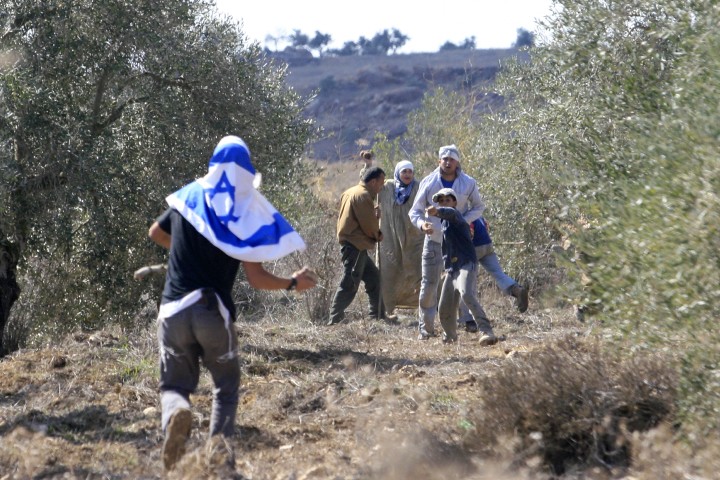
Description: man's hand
421,221,434,235
425,206,438,217
292,266,318,292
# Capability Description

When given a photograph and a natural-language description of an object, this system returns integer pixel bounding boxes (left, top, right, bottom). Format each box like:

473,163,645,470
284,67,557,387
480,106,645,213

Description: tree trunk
0,239,21,357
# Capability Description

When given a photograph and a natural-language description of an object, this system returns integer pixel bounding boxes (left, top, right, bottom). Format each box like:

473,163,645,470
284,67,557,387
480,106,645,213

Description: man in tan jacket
328,166,387,325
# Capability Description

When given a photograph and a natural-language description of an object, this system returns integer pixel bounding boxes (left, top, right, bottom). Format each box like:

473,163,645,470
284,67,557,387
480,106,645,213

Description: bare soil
0,288,584,479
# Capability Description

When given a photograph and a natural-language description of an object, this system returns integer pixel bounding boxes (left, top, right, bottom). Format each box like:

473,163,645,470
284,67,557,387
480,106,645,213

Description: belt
195,289,216,307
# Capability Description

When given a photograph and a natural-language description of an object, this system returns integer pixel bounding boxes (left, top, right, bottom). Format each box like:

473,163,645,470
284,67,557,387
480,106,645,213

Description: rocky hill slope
276,48,527,161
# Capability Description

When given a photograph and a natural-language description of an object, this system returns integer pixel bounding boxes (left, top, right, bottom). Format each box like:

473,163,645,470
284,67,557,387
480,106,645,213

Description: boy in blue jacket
425,188,497,345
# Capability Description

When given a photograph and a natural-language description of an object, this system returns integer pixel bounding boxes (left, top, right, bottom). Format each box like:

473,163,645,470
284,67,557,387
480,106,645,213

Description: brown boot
163,408,193,472
510,284,529,313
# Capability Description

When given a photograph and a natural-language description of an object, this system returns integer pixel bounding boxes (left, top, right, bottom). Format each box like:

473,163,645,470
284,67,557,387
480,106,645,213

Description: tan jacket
336,182,381,251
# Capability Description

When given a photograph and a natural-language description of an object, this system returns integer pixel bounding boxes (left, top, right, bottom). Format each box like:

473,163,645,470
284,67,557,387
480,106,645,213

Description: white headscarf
394,160,414,179
438,145,460,161
394,160,415,205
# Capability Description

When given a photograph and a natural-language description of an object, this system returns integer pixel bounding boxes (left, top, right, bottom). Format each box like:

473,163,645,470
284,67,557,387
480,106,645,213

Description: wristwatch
286,276,298,291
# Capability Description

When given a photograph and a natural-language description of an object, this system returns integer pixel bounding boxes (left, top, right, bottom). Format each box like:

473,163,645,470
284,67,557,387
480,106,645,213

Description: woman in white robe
377,160,424,317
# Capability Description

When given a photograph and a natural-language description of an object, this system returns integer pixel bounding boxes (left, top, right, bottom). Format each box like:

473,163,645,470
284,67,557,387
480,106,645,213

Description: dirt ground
0,288,590,480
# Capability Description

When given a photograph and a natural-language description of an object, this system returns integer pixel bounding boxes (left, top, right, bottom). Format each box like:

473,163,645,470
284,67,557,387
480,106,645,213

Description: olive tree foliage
482,0,720,433
459,0,705,292
0,0,313,353
502,0,715,327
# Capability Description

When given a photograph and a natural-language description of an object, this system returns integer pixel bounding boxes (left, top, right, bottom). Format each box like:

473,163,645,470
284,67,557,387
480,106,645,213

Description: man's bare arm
243,262,317,292
149,222,171,249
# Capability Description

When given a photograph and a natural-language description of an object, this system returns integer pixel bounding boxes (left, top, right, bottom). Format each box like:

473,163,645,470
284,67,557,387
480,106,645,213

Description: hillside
276,48,527,161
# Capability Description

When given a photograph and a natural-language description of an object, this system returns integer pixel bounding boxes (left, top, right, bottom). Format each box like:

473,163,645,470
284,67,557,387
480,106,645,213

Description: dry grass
3,286,713,479
305,158,364,205
0,287,564,478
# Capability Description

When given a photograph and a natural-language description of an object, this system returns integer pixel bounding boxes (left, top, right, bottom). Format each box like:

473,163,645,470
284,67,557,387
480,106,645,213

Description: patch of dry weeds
1,293,716,479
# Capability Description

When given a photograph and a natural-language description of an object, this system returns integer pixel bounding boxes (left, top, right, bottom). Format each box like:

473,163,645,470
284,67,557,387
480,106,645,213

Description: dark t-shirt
157,208,240,320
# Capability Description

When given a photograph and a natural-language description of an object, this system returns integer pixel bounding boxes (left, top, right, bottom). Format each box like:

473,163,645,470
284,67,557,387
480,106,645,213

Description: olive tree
480,0,720,432
0,0,313,353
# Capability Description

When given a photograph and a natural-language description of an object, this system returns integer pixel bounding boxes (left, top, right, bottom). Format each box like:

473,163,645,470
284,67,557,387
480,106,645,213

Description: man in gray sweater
409,145,484,340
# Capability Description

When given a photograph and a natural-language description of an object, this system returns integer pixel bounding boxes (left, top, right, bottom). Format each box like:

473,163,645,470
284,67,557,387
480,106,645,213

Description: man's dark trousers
328,242,384,324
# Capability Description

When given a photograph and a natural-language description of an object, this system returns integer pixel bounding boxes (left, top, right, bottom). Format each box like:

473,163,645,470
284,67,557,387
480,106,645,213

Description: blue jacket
471,217,492,247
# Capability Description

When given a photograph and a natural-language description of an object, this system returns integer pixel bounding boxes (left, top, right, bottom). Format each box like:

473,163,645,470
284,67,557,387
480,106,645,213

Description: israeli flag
166,136,306,262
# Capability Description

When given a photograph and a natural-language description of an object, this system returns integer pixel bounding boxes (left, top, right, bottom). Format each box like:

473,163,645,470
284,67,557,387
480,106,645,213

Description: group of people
145,136,528,471
327,145,529,345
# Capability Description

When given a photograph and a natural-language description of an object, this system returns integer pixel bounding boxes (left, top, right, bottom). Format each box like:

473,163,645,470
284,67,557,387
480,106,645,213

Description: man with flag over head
148,136,316,471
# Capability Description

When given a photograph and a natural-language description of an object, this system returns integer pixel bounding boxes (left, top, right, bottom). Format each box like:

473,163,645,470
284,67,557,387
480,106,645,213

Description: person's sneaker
417,329,435,340
442,333,457,344
326,316,344,326
478,333,498,346
162,408,193,472
511,284,529,313
464,321,479,333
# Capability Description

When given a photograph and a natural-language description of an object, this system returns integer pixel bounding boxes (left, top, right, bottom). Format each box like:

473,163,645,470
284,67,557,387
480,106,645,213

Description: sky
213,0,555,54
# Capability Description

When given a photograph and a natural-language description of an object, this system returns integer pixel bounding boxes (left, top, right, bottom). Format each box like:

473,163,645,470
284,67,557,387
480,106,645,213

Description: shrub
466,336,677,475
290,206,342,324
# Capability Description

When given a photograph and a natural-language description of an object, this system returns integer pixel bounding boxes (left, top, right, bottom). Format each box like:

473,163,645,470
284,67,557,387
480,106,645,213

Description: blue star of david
205,171,239,225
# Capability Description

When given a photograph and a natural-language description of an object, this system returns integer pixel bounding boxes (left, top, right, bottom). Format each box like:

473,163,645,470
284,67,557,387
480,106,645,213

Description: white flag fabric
166,136,306,262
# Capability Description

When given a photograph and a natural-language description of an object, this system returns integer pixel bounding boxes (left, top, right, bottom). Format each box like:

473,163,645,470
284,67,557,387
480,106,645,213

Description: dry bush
466,336,677,476
223,190,341,325
283,205,342,324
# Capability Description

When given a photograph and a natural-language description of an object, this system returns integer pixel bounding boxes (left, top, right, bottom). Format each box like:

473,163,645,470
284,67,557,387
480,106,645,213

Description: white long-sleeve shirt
409,166,485,244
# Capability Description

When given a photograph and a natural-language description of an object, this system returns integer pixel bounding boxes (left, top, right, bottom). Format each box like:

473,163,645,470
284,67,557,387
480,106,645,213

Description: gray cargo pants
439,262,494,341
157,290,240,437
